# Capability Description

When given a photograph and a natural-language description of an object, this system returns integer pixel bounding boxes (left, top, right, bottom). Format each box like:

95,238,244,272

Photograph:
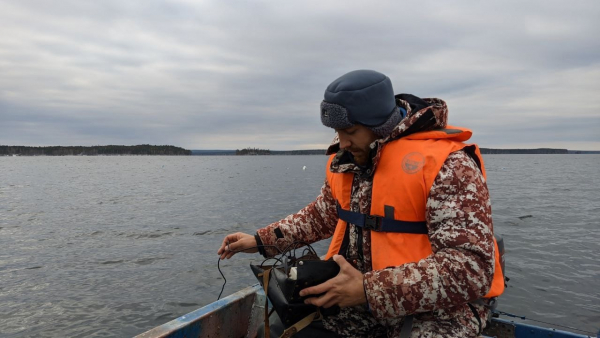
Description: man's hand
217,232,258,260
300,255,367,308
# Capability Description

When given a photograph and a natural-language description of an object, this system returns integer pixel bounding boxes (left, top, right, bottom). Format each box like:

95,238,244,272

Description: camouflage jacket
256,94,495,336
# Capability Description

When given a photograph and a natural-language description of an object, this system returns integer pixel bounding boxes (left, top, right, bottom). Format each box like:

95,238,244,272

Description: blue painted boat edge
492,318,594,338
135,284,265,338
137,283,596,338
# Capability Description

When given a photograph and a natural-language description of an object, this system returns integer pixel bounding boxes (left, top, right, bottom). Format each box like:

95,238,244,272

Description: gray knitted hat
320,70,401,137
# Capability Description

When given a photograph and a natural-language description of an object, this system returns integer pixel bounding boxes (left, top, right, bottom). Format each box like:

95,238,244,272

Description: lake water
0,155,599,337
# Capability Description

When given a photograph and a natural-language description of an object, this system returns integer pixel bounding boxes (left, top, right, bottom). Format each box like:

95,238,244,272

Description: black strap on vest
399,315,414,338
467,302,483,335
336,204,428,234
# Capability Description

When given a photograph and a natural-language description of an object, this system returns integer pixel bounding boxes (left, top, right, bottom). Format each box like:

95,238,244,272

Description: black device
250,252,340,328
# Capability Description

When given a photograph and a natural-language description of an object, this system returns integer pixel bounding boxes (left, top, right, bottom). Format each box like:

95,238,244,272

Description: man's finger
304,292,333,307
300,279,332,297
222,236,232,246
304,296,319,306
332,254,350,269
217,242,227,255
218,235,234,255
223,250,235,259
321,297,338,309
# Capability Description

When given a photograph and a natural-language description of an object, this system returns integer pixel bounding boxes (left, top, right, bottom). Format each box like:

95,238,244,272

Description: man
217,70,504,337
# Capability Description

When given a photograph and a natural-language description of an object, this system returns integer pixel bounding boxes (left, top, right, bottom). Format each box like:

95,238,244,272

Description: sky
1,0,599,151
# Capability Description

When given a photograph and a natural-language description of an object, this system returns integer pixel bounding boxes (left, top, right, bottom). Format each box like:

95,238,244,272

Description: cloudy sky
1,0,599,150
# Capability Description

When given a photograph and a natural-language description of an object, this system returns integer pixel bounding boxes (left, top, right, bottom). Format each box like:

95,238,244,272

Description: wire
216,244,285,300
216,256,226,300
216,242,320,300
495,310,598,336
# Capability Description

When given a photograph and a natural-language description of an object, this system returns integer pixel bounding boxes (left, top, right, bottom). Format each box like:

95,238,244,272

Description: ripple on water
100,260,124,265
167,302,200,307
120,231,175,239
134,257,170,265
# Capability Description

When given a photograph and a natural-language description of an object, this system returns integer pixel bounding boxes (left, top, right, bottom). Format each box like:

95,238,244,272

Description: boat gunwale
135,284,265,338
136,283,594,338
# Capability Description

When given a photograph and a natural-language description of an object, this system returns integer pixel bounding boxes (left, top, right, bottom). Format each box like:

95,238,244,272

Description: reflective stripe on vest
325,126,504,298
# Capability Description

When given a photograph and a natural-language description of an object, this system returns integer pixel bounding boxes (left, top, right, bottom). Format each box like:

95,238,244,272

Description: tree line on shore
5,145,577,156
235,148,271,155
479,148,568,154
232,147,571,155
1,145,191,156
233,148,327,155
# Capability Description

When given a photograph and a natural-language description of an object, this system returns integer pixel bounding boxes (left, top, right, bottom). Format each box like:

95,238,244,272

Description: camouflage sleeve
256,179,339,257
363,150,495,319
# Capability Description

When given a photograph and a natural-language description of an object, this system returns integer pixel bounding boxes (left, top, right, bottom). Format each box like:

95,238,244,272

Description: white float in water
302,166,307,171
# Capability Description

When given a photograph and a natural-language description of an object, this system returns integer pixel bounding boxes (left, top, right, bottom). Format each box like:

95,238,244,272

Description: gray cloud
1,0,599,150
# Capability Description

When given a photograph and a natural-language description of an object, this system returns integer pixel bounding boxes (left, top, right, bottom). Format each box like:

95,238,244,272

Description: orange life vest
325,126,505,298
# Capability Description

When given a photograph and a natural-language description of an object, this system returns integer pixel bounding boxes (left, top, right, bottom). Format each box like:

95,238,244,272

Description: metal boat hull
136,284,593,338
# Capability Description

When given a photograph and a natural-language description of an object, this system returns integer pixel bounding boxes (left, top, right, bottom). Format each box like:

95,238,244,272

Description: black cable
216,256,226,300
279,241,318,262
216,241,319,300
216,244,284,300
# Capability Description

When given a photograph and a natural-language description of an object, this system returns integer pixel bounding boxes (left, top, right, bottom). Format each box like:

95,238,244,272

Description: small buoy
302,166,306,170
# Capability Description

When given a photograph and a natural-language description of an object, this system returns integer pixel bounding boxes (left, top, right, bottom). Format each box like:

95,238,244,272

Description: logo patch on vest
402,152,425,174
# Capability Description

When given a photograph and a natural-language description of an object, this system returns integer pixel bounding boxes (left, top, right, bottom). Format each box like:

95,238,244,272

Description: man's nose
339,135,351,150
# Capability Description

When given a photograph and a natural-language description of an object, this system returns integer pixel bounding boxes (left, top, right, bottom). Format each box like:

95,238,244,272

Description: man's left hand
299,254,367,308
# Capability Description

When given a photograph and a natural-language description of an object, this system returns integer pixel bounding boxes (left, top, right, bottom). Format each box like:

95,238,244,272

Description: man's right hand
217,232,258,260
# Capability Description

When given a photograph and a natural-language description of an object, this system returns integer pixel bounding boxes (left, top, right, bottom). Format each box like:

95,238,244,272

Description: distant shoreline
1,145,191,156
3,146,598,156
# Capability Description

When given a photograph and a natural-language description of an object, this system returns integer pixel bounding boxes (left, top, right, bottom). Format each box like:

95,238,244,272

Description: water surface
0,155,598,336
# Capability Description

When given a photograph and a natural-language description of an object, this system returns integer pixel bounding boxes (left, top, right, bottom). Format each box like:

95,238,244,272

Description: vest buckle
364,215,381,231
